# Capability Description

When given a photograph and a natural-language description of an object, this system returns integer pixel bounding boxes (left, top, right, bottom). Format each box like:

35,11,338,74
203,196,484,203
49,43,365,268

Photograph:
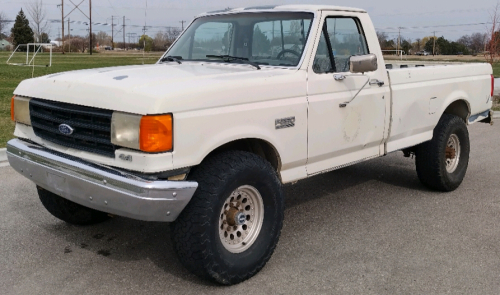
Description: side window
313,17,369,74
312,30,333,73
251,19,312,66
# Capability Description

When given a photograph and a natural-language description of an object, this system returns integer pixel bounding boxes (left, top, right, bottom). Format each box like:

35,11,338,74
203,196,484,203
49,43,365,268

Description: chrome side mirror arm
336,75,371,108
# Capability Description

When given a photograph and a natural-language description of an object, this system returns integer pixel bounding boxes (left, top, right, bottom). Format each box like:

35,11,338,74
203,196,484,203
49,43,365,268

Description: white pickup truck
7,5,494,285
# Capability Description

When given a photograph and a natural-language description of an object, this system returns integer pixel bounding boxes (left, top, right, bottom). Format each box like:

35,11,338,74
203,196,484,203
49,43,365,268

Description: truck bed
384,62,492,153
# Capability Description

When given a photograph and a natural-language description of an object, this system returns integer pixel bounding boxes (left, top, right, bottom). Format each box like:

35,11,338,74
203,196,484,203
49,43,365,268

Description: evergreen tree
252,25,270,55
11,9,34,48
40,32,50,44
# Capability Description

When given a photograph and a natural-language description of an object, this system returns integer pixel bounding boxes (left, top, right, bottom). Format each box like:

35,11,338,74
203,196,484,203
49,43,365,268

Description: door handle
369,79,385,87
334,74,346,81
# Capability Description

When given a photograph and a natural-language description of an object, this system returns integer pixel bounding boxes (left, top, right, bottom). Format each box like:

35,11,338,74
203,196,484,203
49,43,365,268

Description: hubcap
219,185,264,253
445,134,461,173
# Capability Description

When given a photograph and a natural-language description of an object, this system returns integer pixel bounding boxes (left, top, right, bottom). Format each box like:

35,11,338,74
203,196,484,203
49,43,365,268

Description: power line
107,0,118,14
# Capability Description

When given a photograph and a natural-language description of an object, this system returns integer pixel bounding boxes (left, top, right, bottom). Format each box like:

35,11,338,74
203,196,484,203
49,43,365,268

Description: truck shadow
38,153,428,286
284,152,427,209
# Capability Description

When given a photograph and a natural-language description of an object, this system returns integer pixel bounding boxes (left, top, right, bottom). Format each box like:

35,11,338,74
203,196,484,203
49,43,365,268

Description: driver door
306,13,389,175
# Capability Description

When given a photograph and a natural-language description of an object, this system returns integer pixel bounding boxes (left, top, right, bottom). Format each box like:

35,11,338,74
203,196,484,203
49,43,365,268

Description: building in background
0,39,12,51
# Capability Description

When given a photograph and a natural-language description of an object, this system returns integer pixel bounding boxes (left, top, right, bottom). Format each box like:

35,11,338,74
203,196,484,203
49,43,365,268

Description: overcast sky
0,0,496,42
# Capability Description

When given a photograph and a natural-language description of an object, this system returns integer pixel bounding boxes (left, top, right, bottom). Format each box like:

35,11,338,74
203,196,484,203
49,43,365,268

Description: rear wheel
415,114,470,191
37,186,110,225
171,151,284,285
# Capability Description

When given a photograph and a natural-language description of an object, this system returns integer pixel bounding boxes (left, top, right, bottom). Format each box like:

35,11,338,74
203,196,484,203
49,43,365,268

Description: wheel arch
201,138,282,178
442,99,470,123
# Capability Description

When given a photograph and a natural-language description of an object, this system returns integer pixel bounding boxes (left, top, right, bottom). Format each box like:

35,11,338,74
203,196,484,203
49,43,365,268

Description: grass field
0,52,499,147
0,51,162,148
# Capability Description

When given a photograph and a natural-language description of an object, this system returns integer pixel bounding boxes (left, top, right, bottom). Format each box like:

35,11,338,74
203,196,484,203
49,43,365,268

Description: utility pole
433,31,436,56
61,0,64,53
397,27,403,56
89,0,92,55
111,16,114,49
123,16,126,50
180,20,186,31
61,0,92,54
127,33,137,47
142,26,147,64
110,16,120,49
68,18,70,53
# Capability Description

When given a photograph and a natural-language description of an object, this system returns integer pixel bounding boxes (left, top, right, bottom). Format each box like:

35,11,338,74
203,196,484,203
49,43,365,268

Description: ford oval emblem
58,124,74,135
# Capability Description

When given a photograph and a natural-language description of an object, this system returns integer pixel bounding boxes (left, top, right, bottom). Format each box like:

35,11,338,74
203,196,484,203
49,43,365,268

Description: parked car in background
416,50,430,56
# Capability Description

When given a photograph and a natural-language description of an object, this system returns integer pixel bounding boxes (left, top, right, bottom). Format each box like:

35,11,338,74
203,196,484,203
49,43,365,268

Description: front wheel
171,151,284,285
37,186,111,225
415,114,470,191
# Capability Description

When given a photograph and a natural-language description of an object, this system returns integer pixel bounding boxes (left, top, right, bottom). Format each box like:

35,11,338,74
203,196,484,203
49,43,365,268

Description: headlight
111,112,173,153
11,95,32,125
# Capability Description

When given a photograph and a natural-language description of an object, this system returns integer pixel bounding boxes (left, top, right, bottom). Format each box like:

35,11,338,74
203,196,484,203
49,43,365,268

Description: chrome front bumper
7,139,198,222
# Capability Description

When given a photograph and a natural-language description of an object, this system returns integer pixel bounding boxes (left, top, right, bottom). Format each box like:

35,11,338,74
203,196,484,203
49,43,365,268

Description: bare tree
153,31,166,51
164,27,181,48
27,0,50,42
153,28,181,51
470,33,487,53
485,2,500,64
457,35,472,49
413,38,422,52
0,11,7,38
95,31,111,47
376,31,388,47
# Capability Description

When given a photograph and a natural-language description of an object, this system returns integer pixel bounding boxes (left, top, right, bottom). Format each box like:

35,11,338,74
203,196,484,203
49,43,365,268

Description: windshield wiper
160,56,182,64
206,55,261,70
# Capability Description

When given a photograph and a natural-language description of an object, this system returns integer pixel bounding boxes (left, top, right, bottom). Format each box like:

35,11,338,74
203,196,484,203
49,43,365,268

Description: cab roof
198,5,366,17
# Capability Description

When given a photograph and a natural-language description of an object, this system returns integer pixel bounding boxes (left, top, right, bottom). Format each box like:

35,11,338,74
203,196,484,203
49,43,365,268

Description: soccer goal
6,43,53,67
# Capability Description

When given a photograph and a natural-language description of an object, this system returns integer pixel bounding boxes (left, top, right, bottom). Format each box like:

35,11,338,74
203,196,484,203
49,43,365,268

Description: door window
312,30,333,73
251,18,312,66
313,17,369,73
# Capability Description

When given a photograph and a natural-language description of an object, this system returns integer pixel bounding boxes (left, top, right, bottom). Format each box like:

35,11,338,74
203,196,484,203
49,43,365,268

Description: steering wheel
276,49,301,60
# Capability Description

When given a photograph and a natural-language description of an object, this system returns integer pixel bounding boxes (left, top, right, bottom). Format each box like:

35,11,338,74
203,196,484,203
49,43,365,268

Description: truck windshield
165,12,314,67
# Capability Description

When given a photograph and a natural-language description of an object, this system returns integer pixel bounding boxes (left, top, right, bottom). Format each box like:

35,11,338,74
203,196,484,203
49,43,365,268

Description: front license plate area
46,172,66,193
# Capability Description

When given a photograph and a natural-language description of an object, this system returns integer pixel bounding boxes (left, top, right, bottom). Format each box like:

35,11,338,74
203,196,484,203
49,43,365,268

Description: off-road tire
37,186,110,225
171,151,284,285
415,114,470,191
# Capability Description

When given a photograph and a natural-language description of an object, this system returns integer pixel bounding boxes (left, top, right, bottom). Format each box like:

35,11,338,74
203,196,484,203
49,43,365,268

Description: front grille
30,98,116,157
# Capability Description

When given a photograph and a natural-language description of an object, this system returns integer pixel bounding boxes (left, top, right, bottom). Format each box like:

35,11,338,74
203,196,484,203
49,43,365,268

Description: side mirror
350,54,378,73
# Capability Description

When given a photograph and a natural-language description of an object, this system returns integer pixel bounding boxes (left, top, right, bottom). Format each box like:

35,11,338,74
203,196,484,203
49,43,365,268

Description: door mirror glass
350,54,378,73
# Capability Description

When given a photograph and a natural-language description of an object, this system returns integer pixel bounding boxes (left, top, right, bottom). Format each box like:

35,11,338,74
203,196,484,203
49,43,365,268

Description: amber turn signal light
11,96,15,121
140,114,173,153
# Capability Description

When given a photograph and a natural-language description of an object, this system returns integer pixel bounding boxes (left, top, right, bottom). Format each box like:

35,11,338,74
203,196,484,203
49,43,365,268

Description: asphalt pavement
1,123,500,295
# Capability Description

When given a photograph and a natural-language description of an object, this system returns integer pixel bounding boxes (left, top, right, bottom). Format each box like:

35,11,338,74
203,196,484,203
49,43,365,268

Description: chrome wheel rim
219,185,264,254
445,134,461,173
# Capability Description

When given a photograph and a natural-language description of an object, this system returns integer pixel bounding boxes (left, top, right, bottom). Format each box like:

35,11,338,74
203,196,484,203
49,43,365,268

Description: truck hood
14,63,305,115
